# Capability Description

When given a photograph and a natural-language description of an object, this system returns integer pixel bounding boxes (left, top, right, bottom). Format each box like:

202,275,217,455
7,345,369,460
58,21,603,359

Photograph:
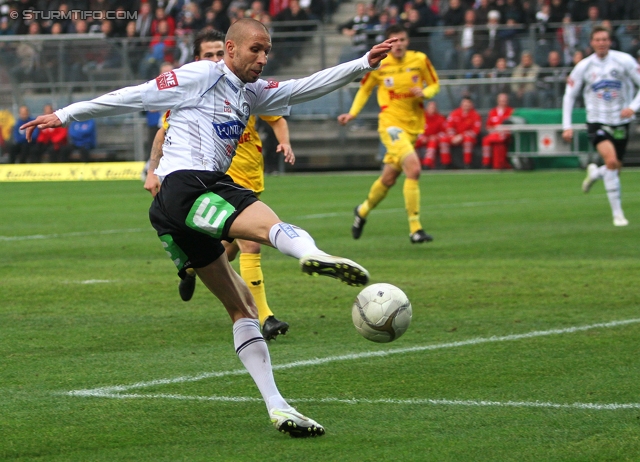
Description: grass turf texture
1,170,639,461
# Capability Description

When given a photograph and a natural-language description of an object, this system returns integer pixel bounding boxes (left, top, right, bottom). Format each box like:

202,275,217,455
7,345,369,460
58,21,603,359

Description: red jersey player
415,101,447,169
441,96,482,168
482,92,514,169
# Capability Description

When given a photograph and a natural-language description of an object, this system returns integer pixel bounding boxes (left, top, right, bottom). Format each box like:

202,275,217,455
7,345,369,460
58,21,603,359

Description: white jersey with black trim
563,49,640,129
54,55,374,177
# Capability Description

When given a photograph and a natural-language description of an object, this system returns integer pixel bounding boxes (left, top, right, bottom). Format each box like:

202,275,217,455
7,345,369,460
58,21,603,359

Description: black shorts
587,123,629,161
149,170,259,277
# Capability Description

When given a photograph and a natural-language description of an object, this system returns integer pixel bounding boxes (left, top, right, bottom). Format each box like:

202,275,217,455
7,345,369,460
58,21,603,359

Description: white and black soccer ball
352,283,412,343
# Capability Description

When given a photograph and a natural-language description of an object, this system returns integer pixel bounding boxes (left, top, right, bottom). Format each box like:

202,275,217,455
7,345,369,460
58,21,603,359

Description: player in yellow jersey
337,25,440,244
143,29,293,340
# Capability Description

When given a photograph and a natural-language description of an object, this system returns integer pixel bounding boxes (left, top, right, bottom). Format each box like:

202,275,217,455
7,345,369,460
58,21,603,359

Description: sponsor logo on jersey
591,80,622,91
212,120,246,140
226,80,238,93
156,71,179,90
389,89,414,100
265,80,279,89
223,99,232,113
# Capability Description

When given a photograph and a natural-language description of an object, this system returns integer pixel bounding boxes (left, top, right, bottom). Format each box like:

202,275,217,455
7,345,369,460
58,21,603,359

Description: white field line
66,318,640,398
0,228,147,242
81,393,640,411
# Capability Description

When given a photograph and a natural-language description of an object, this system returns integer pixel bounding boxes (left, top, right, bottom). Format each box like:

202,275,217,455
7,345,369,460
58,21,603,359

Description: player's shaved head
224,18,272,83
225,18,269,46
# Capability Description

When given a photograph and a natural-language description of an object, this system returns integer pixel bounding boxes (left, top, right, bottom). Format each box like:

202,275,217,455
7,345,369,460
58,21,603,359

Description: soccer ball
352,283,412,343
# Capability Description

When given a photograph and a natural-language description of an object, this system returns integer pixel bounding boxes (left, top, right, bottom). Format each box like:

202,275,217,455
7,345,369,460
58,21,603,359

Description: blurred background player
414,100,447,170
440,96,482,169
563,25,640,227
337,25,440,244
481,93,513,170
143,29,291,340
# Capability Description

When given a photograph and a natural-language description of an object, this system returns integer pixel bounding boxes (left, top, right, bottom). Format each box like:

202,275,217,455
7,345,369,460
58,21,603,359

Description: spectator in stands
570,0,592,22
338,2,371,60
61,119,97,163
246,0,271,23
69,19,89,34
441,96,482,168
502,0,525,25
403,8,431,45
368,10,391,43
475,9,503,68
598,0,625,22
442,0,465,68
10,24,43,84
273,0,312,63
36,104,68,163
177,3,205,33
538,50,568,108
489,56,511,101
208,0,231,32
511,50,540,107
558,14,579,65
579,5,601,52
600,20,620,50
411,0,439,28
9,105,39,164
139,19,175,79
474,0,493,26
136,2,154,38
463,53,488,106
455,8,478,69
415,100,448,169
498,18,521,68
151,6,176,37
548,0,567,32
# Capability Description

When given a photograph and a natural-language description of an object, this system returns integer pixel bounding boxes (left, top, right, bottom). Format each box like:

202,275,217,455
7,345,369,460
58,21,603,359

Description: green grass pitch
1,169,639,461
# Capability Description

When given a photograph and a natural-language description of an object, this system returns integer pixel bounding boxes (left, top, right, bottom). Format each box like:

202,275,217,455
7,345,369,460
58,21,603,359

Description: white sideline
77,393,640,411
0,228,147,242
66,318,640,404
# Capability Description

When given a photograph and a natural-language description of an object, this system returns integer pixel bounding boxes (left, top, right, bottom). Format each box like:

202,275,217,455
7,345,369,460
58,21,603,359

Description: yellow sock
404,178,423,234
239,253,272,325
186,268,196,276
359,177,390,218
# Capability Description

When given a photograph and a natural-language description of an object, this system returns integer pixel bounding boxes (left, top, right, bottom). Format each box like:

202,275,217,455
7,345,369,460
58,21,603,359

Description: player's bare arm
337,113,355,125
144,127,166,196
21,114,62,142
267,117,295,165
562,129,573,142
367,38,396,68
620,107,635,119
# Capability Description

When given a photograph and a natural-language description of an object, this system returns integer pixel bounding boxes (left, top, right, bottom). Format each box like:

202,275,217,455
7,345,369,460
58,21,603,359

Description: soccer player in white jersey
22,18,395,438
562,25,640,227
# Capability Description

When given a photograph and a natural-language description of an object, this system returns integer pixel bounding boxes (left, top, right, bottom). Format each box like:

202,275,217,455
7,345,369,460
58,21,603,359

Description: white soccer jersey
562,49,640,129
54,56,374,177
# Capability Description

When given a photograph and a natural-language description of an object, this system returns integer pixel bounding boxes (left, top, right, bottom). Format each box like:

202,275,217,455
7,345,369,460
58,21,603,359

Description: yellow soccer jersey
161,110,170,130
348,50,440,136
226,115,282,194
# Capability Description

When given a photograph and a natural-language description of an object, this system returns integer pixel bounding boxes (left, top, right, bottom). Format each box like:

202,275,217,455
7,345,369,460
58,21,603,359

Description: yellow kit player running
338,25,440,243
218,114,295,340
143,29,292,340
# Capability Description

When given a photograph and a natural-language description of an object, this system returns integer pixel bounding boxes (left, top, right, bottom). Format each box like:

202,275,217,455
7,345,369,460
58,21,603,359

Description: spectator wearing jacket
36,104,68,162
9,105,39,163
61,119,97,163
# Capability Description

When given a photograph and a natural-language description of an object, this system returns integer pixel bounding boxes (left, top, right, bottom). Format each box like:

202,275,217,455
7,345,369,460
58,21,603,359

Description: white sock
268,223,328,259
595,165,607,180
603,168,624,218
233,318,288,411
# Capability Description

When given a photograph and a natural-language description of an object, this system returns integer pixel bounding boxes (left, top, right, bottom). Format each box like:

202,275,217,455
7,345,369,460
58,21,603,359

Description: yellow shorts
379,126,418,171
